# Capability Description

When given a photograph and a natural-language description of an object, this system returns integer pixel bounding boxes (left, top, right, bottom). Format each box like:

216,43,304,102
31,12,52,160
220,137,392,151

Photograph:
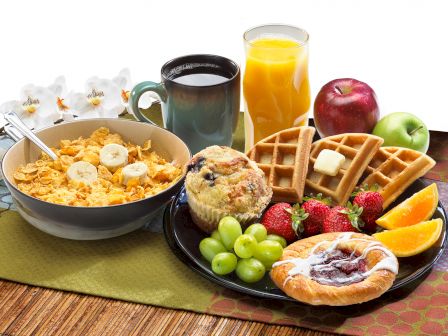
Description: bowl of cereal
1,118,191,240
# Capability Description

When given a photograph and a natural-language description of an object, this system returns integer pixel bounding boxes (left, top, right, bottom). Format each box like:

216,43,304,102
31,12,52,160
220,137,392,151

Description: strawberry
261,203,297,243
352,184,384,233
322,203,363,233
293,194,332,237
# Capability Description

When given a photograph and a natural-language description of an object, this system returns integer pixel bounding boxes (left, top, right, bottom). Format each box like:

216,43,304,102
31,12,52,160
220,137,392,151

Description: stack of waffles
247,127,435,207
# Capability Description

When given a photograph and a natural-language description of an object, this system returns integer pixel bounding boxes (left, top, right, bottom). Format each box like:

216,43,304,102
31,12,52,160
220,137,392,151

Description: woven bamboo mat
0,280,334,335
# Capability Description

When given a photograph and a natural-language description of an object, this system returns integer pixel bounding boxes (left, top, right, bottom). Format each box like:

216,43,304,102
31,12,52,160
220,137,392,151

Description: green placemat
0,106,447,336
0,210,216,312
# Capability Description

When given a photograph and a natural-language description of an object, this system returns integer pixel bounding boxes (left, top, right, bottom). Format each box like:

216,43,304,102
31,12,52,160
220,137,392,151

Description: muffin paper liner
186,187,262,233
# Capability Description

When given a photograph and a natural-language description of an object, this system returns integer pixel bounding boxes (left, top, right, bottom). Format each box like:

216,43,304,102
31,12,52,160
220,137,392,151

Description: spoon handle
4,111,58,161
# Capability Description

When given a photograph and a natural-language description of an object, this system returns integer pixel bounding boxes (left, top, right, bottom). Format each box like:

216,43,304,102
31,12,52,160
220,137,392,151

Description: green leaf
290,205,308,236
338,203,364,230
303,193,333,206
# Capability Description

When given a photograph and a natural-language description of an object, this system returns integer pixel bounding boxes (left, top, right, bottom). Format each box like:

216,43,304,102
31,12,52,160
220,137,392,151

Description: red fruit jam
309,249,367,287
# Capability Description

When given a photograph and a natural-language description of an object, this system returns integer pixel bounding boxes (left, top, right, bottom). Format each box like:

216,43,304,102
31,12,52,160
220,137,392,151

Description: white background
1,0,447,131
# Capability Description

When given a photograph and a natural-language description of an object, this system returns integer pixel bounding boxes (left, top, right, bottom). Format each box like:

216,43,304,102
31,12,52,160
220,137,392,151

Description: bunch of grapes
199,216,286,283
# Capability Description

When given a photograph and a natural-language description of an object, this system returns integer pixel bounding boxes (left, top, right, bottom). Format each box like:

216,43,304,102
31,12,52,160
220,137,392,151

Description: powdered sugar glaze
272,233,399,287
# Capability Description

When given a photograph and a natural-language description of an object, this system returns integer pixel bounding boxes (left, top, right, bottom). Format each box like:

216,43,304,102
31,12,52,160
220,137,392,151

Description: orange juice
243,37,310,150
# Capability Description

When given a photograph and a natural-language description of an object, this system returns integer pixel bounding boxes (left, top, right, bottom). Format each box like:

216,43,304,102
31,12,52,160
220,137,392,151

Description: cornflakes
14,127,182,206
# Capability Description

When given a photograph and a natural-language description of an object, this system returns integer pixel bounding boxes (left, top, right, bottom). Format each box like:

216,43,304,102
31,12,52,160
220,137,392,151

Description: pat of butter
314,149,346,176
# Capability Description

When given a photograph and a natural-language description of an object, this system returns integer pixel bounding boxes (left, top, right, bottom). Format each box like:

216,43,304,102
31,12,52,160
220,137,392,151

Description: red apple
314,78,380,137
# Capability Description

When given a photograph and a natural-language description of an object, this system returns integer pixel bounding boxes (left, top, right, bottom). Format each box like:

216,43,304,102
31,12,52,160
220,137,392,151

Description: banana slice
122,162,148,186
99,144,128,172
67,161,98,184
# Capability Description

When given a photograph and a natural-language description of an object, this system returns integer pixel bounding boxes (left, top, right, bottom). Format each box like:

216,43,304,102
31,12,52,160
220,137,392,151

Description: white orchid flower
66,76,124,119
113,68,155,116
0,82,60,130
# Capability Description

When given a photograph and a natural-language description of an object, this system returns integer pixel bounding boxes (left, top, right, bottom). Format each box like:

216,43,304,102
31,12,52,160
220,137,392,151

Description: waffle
246,126,316,203
360,147,436,209
305,133,384,205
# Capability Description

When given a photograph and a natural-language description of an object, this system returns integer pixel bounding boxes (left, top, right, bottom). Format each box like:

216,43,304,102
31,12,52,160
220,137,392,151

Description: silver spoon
4,111,58,161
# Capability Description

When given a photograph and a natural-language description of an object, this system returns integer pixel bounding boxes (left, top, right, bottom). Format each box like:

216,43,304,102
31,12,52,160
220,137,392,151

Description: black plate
163,179,447,302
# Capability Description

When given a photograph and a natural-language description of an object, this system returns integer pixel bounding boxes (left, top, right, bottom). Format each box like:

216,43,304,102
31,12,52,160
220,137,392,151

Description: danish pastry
271,232,398,306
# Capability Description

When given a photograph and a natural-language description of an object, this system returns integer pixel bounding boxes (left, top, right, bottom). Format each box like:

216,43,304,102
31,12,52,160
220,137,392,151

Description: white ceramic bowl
1,118,191,240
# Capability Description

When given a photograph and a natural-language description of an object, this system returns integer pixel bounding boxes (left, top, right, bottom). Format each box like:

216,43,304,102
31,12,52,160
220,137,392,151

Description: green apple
372,112,430,153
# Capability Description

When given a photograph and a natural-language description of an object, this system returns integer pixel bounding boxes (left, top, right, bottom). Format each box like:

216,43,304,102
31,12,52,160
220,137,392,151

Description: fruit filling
309,249,367,287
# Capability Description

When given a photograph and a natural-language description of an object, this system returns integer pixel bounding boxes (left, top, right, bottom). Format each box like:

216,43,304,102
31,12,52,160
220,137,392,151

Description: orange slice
373,218,443,257
376,183,438,229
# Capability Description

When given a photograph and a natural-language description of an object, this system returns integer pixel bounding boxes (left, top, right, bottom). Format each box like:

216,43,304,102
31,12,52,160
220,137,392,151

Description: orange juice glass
243,25,310,150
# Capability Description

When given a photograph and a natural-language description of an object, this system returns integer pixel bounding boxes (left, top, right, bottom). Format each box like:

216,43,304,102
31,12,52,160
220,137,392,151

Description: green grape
211,230,222,242
244,223,267,242
254,240,283,269
258,259,274,270
211,252,238,275
199,237,227,263
218,216,242,250
234,234,258,258
266,234,287,248
236,258,266,283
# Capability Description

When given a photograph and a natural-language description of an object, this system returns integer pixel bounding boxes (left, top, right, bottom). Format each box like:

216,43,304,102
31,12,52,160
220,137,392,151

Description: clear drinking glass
243,24,311,151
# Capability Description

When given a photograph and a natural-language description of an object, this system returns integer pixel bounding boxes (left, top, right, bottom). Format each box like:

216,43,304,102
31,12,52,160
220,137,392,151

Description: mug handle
129,81,167,125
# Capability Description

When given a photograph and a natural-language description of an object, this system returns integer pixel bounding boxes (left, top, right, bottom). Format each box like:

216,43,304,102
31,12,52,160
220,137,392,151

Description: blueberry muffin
185,146,272,233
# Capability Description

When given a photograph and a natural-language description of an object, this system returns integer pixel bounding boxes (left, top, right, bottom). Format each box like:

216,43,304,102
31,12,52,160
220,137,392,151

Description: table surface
2,184,446,336
0,279,334,336
1,190,446,336
1,111,446,336
1,173,447,336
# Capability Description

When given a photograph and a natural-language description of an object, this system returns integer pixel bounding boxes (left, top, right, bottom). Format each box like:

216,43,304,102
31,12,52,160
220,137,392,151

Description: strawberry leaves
338,201,364,230
286,204,309,235
303,193,333,206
